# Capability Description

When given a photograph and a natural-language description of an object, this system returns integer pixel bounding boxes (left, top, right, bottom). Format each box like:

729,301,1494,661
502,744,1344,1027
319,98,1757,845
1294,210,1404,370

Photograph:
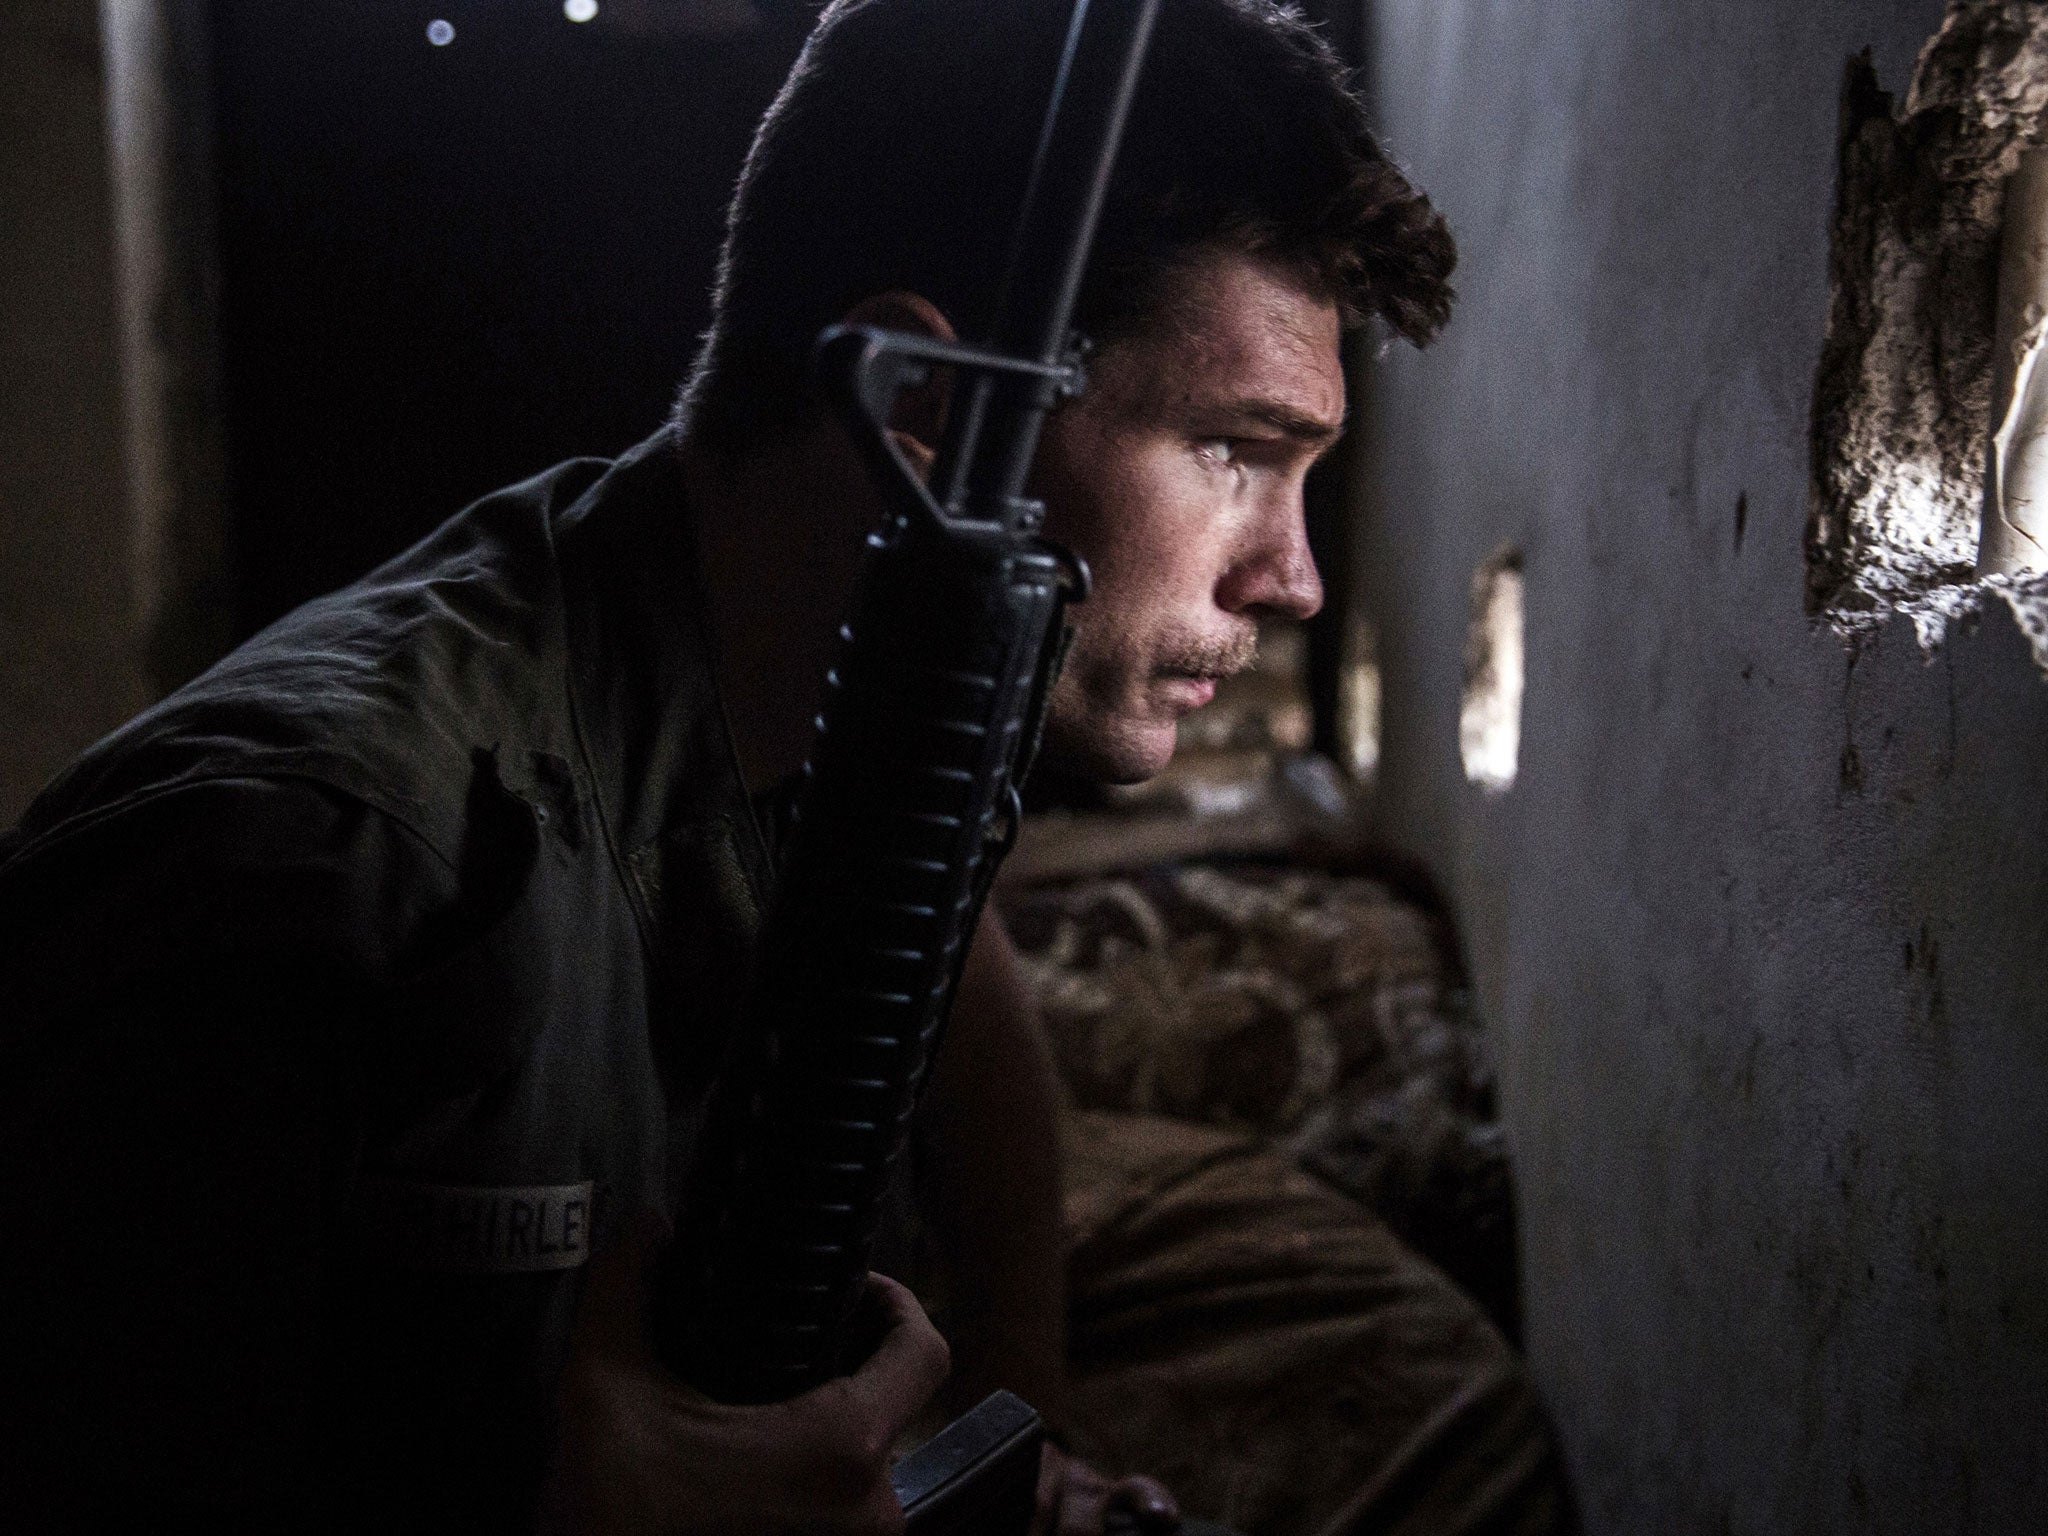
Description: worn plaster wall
1,0,151,824
1808,1,2048,644
1359,0,2048,1530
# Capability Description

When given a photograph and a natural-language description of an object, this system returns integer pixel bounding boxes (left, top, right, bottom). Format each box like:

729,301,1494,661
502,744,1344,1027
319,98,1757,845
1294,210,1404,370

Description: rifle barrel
934,0,1162,522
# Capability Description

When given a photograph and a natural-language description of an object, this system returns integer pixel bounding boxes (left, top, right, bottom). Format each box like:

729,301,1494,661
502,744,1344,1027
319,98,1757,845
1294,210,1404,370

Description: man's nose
1215,498,1324,621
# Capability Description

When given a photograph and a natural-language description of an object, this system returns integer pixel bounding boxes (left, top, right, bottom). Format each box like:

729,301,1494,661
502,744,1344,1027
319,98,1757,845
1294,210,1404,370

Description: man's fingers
1047,1456,1182,1536
1056,1466,1108,1536
840,1273,951,1440
1105,1474,1179,1530
1031,1442,1068,1536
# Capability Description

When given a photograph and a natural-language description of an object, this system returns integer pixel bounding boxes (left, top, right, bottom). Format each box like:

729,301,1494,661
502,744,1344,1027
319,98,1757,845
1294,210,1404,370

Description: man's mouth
1153,629,1256,712
1156,670,1222,709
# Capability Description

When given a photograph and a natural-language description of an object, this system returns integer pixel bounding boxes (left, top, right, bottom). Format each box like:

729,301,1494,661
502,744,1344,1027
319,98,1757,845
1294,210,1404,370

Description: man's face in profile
1031,247,1343,783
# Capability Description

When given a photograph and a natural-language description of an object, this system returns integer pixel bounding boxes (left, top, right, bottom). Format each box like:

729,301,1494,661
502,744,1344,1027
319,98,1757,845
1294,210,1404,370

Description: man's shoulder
0,739,590,1108
10,451,618,866
0,773,451,968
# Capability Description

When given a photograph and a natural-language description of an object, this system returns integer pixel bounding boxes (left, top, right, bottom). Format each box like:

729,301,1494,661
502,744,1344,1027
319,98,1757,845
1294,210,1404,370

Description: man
0,1,1541,1531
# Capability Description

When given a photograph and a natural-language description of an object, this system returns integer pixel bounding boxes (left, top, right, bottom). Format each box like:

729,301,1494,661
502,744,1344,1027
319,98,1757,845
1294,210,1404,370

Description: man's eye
1195,437,1240,467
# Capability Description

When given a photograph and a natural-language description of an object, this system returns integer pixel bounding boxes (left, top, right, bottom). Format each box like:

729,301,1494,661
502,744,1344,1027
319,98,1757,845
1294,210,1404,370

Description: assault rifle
653,0,1161,1529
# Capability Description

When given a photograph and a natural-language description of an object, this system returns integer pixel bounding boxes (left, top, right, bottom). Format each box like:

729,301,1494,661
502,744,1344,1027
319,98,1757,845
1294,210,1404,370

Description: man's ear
840,290,957,474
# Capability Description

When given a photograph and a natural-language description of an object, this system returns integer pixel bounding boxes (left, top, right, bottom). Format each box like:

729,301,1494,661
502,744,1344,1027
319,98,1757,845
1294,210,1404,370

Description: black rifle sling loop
655,0,1161,1425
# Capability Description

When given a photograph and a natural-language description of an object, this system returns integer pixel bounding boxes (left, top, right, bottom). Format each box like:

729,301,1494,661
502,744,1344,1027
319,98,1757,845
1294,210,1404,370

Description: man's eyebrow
1206,397,1348,445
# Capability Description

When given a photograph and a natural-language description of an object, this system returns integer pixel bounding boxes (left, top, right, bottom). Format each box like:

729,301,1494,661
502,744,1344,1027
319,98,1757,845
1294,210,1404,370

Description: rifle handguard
655,456,1082,1400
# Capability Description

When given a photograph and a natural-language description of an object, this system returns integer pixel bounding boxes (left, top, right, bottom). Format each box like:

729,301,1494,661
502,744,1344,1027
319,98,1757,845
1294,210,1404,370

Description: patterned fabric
1060,1111,1570,1536
1002,857,1518,1332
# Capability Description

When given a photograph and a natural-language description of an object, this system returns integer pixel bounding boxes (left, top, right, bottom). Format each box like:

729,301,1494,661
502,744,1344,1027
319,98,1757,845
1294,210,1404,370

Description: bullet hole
1734,491,1748,553
1460,547,1524,795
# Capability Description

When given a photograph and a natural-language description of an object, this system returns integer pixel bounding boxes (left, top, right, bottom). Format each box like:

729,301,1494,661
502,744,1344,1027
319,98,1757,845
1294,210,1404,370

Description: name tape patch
364,1180,597,1273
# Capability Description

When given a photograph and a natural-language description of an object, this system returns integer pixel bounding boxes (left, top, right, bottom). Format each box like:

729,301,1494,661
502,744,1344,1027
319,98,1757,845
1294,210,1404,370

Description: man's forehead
1098,249,1345,424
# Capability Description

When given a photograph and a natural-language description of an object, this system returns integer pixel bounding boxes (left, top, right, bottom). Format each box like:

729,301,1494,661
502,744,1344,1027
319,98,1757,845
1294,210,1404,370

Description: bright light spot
1182,777,1259,818
1338,614,1380,783
1459,550,1524,795
564,0,599,20
1982,146,2048,577
426,18,455,45
1268,699,1312,753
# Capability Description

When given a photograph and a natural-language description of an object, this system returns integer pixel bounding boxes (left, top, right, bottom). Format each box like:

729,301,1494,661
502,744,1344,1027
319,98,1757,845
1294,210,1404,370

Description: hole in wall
1982,147,2048,578
1460,548,1523,796
1807,0,2048,668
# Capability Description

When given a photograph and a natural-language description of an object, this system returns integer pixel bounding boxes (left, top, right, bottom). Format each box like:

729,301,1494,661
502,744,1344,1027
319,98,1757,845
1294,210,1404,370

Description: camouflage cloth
1003,857,1521,1335
1061,1110,1570,1536
994,854,1572,1534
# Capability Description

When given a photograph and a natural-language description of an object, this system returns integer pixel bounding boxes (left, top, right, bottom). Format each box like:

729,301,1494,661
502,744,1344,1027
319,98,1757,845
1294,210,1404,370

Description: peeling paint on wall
1807,0,2048,665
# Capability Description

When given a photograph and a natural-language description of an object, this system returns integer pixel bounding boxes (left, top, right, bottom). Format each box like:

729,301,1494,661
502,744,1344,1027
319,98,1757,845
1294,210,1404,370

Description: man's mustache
1155,626,1260,679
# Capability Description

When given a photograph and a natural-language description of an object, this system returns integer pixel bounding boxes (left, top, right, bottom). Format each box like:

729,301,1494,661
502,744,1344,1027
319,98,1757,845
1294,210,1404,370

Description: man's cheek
1051,620,1153,739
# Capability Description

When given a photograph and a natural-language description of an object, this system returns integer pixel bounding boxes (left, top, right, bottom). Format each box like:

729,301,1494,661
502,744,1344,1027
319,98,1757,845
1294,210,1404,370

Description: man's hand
540,1220,951,1536
1032,1443,1180,1536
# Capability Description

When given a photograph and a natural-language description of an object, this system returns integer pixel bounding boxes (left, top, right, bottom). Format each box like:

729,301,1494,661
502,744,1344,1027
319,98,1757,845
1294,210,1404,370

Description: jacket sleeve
0,775,459,1526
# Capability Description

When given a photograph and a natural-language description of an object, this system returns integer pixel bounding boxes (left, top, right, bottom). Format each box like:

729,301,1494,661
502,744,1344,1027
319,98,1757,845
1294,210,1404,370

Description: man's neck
678,428,877,797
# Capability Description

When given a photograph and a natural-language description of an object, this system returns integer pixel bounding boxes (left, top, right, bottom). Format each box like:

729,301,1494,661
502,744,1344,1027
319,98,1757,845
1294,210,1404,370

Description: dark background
209,1,808,635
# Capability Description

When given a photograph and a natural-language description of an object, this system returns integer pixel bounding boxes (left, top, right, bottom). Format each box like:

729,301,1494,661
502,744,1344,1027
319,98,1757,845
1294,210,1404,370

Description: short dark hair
680,0,1455,453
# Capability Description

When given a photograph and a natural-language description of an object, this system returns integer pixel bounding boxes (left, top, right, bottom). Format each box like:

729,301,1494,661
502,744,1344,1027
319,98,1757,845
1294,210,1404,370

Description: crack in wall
1807,0,2048,668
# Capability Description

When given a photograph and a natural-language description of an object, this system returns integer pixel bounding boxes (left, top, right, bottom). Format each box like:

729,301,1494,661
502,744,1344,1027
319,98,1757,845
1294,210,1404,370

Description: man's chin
1036,713,1177,787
